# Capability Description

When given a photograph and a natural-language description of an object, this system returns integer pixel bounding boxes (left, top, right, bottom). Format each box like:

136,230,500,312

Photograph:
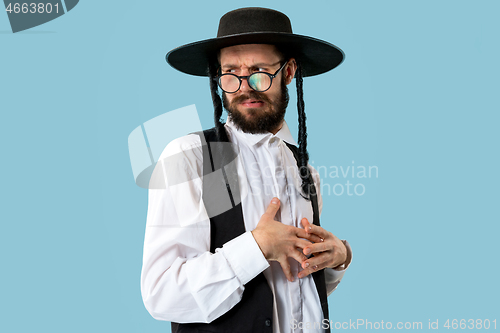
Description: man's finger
299,219,324,246
301,253,326,270
298,260,325,279
278,256,294,282
304,233,323,244
297,264,324,279
302,221,329,239
303,241,330,255
295,228,323,244
263,197,280,219
289,249,309,267
301,218,313,233
295,238,316,251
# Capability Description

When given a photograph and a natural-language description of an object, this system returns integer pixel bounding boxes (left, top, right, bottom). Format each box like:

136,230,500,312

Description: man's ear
285,58,297,85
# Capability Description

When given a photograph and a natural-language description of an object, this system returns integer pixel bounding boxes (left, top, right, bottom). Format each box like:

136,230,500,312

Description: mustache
229,91,272,105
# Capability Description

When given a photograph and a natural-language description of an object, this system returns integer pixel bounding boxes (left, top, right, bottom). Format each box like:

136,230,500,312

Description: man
141,7,352,333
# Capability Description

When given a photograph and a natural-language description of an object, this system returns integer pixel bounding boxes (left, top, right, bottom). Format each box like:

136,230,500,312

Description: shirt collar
225,117,298,146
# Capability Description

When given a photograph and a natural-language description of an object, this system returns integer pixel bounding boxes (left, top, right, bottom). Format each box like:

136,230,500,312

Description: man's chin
227,113,262,133
232,107,267,121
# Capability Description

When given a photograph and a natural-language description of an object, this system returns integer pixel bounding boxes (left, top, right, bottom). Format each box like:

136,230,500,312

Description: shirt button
265,319,272,327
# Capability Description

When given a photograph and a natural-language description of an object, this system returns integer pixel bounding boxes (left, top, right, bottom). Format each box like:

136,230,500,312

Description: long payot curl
295,62,313,199
208,60,227,142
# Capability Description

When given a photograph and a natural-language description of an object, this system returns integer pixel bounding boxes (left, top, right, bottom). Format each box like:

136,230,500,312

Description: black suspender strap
284,141,330,332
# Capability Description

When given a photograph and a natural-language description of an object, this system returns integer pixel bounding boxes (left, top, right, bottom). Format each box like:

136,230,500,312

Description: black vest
171,128,330,333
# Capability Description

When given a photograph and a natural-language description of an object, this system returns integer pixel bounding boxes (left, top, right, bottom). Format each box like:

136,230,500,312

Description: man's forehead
218,44,282,65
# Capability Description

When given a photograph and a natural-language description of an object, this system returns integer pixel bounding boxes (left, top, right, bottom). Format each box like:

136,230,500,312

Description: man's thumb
264,197,280,217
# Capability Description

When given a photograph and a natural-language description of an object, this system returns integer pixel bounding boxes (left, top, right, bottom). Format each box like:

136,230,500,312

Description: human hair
295,61,313,199
208,57,228,142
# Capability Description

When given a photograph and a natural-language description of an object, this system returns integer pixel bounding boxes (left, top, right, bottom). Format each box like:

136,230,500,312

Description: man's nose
238,76,252,92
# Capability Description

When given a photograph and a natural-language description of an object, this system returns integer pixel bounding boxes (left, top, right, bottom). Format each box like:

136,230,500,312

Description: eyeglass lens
220,72,272,93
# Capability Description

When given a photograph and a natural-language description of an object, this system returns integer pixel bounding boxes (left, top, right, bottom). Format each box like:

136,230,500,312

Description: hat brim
166,32,345,77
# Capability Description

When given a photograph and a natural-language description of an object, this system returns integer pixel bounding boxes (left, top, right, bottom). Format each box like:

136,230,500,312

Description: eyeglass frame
214,60,289,94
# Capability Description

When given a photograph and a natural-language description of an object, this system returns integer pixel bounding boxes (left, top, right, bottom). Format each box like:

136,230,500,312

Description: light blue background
1,1,499,332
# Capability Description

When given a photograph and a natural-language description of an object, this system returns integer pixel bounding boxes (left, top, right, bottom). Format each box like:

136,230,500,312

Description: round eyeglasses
215,60,288,93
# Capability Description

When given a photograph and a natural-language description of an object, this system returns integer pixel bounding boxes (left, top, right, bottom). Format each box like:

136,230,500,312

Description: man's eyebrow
253,61,281,68
220,64,238,70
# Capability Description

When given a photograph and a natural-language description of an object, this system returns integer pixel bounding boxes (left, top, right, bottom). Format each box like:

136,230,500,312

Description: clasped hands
251,198,347,282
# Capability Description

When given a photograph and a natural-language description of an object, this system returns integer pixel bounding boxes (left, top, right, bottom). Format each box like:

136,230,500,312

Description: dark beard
222,76,289,134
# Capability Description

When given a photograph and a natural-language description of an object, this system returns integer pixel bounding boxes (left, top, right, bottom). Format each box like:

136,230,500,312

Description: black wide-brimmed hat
166,7,345,77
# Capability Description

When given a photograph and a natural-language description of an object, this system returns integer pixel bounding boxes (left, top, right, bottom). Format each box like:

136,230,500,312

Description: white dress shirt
141,119,351,332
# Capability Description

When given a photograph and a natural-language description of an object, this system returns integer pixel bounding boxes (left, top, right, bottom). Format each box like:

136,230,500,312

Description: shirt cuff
333,239,352,271
324,240,352,296
220,231,270,285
